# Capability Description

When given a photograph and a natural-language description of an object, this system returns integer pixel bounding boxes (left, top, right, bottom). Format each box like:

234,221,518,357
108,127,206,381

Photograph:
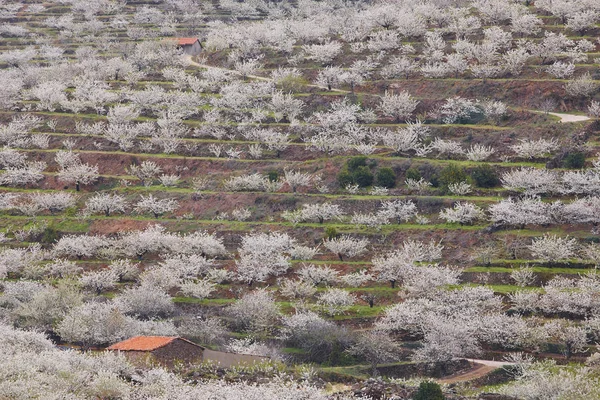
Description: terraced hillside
1,0,600,398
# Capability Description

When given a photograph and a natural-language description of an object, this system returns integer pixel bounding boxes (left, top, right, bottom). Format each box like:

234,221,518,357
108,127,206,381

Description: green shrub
326,342,357,366
266,170,279,182
418,163,440,187
438,164,468,192
276,75,306,93
471,164,499,188
325,227,338,240
376,167,396,188
347,156,368,172
337,169,354,187
405,167,421,181
41,226,59,244
353,166,374,187
563,152,585,169
64,207,78,217
413,381,445,400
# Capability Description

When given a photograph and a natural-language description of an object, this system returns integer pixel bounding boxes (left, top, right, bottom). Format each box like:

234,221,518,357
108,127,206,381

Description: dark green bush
438,164,468,192
353,166,374,187
405,167,421,181
266,170,279,182
325,227,338,240
471,164,499,188
418,163,440,187
347,156,368,172
413,381,445,400
41,226,59,244
562,152,585,169
337,169,354,187
376,167,396,188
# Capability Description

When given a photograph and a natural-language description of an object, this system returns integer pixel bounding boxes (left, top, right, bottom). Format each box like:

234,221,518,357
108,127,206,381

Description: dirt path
437,363,496,384
547,112,590,123
437,359,515,384
465,358,515,368
184,56,272,83
529,109,591,123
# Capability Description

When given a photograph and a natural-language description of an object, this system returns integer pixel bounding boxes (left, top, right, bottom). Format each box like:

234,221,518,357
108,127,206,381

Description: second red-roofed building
107,336,204,366
107,336,269,368
176,37,202,56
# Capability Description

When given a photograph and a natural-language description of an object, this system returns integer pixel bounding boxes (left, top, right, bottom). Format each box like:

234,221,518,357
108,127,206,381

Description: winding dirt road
528,109,591,123
546,112,591,123
437,359,515,384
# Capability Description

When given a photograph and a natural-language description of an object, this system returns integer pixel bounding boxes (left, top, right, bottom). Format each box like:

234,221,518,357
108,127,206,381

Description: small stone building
107,336,268,368
107,336,204,367
177,38,202,56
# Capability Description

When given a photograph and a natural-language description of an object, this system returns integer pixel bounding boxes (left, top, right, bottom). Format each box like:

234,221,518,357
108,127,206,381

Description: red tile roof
107,336,202,351
177,38,199,46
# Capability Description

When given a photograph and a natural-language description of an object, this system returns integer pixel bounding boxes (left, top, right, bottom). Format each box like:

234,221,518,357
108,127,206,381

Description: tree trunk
390,280,396,288
75,182,80,191
338,253,344,261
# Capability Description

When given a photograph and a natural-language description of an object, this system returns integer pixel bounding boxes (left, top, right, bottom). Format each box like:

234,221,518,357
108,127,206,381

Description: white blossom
378,91,419,122
317,288,356,316
134,194,179,218
565,73,597,98
127,160,162,186
322,235,369,261
502,167,560,194
529,234,578,263
296,264,339,286
228,288,280,333
440,202,484,225
448,181,473,195
84,193,128,216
